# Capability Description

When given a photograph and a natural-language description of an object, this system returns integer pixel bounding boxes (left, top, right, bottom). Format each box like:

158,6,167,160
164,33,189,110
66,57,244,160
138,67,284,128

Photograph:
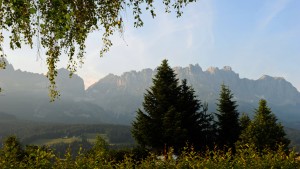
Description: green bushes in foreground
0,136,299,168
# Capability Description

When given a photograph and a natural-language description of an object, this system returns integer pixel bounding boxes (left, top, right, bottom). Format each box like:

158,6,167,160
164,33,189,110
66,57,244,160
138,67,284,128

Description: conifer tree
215,84,240,150
238,99,290,152
132,60,213,152
132,60,180,151
239,113,251,132
177,79,215,150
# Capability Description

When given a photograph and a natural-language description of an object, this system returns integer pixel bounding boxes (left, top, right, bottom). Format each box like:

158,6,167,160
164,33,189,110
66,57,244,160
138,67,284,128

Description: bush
1,136,299,168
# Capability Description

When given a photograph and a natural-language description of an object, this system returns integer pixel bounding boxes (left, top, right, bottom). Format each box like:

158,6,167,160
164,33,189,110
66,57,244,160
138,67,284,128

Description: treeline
22,124,134,145
132,60,290,154
0,123,134,148
49,136,135,158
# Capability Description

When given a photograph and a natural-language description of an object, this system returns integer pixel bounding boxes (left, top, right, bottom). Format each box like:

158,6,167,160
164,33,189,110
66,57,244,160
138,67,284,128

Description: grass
29,133,109,146
30,137,81,145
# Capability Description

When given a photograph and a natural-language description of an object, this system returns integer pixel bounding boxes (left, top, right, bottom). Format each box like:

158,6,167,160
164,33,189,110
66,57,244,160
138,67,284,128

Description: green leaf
65,13,70,20
29,8,36,14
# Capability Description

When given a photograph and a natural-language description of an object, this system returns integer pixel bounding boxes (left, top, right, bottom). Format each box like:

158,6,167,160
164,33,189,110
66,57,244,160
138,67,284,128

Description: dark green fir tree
177,79,215,150
132,59,180,151
215,84,240,151
238,99,290,152
239,113,251,132
132,60,213,152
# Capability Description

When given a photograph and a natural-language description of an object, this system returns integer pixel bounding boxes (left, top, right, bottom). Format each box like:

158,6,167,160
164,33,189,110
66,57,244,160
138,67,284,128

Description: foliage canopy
0,0,197,100
1,135,299,168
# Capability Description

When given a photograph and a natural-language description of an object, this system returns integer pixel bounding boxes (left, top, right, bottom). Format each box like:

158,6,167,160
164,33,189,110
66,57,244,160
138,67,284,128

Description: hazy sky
3,0,300,91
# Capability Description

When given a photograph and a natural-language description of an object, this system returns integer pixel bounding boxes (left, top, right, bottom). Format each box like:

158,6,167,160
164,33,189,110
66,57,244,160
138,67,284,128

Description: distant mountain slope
86,69,155,116
0,62,117,124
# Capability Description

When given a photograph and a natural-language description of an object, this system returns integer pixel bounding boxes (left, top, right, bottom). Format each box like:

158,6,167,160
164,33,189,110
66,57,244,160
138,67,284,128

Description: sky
3,0,300,91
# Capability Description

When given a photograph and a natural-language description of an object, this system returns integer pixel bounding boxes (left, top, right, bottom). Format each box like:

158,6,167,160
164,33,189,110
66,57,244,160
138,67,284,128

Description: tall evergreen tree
176,79,214,150
238,99,290,152
132,60,212,152
132,59,180,151
215,84,240,150
239,113,251,132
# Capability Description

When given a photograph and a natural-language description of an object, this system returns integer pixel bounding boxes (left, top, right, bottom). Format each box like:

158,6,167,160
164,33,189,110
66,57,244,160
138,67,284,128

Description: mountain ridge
86,64,300,128
87,64,300,105
1,62,300,128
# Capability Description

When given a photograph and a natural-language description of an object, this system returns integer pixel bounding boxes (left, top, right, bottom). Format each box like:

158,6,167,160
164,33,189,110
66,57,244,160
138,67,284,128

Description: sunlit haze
3,0,300,91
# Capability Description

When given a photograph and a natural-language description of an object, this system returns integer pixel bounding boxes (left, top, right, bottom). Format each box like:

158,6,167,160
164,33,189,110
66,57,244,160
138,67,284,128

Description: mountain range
1,62,300,129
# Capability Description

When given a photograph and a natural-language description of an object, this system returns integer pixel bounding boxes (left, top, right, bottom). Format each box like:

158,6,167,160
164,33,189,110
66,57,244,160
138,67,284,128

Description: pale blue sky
3,0,300,91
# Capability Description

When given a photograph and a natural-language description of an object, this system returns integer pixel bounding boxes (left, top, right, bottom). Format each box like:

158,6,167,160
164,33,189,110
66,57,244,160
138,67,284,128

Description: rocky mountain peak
222,66,232,71
206,67,219,74
56,68,85,98
188,64,202,72
259,75,285,81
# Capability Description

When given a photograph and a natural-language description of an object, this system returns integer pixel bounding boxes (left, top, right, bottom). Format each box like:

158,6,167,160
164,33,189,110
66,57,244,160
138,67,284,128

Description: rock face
87,64,300,118
174,65,300,106
86,69,155,116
